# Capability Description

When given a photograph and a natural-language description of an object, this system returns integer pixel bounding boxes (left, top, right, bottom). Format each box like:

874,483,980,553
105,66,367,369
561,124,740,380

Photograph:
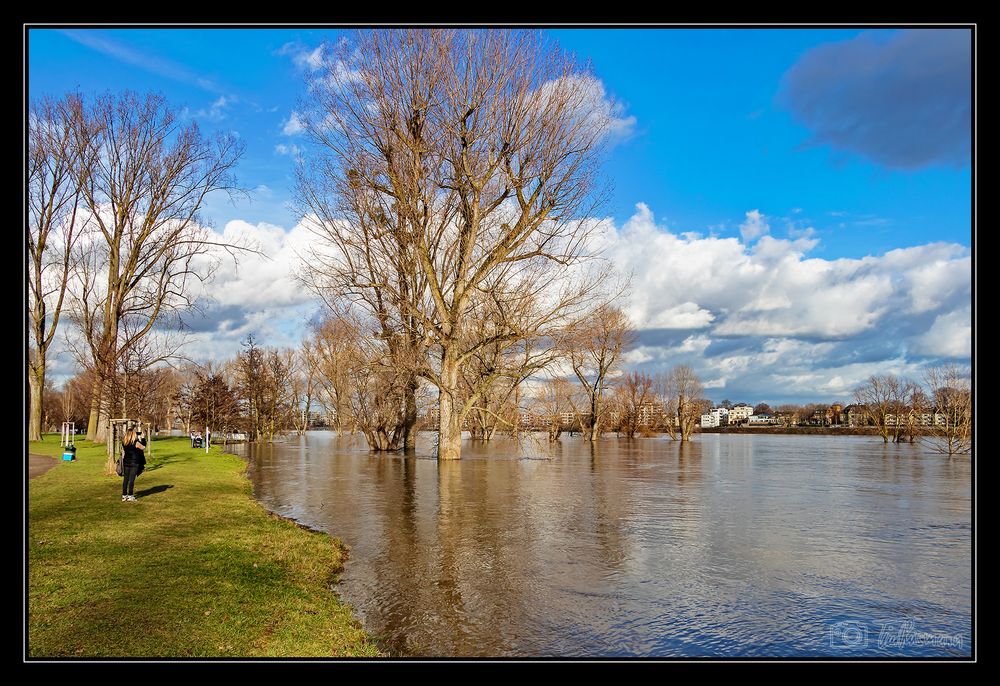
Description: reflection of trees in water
583,439,632,573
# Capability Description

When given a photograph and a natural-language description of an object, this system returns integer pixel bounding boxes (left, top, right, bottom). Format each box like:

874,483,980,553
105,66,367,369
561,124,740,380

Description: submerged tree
922,364,972,456
530,377,576,441
306,313,420,450
853,374,909,443
297,29,616,459
562,305,635,441
616,370,655,438
655,365,705,442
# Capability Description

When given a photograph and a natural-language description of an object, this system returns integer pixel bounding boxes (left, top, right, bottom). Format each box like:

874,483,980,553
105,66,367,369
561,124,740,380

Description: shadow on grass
135,484,174,498
143,453,196,472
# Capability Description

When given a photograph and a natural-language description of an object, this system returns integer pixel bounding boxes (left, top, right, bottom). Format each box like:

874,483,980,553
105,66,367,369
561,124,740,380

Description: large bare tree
72,91,244,443
297,29,616,459
28,94,86,441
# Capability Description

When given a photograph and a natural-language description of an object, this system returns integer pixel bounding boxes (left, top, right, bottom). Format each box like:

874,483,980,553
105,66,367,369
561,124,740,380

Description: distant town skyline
27,26,973,404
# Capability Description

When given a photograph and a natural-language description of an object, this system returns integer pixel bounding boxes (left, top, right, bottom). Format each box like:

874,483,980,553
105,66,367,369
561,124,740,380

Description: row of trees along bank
28,90,252,447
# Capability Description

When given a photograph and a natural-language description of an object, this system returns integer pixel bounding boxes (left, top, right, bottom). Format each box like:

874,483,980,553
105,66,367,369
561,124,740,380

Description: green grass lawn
28,435,381,658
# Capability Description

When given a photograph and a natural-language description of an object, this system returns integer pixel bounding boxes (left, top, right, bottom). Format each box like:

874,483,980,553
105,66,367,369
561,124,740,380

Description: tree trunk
86,385,101,442
402,379,418,450
96,405,109,443
437,350,462,460
28,364,44,442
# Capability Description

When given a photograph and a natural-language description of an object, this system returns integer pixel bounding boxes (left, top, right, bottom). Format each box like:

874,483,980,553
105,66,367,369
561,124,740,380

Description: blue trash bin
62,445,77,461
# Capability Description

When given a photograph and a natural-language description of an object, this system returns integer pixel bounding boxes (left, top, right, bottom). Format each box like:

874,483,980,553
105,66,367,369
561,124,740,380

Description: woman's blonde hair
122,429,138,447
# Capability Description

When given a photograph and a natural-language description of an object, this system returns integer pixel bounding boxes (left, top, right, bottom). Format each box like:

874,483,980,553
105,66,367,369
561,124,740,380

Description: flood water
233,432,972,657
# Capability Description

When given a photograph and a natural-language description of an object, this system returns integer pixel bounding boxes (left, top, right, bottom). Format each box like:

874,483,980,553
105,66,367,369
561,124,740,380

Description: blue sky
27,27,973,405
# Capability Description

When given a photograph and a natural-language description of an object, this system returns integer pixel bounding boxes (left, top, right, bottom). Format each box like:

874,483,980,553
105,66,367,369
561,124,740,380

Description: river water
233,431,972,657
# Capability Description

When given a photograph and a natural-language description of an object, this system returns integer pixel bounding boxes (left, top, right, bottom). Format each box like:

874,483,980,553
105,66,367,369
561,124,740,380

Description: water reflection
234,432,971,657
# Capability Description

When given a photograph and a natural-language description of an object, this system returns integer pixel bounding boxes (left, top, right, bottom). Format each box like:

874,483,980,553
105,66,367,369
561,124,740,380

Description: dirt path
29,453,59,479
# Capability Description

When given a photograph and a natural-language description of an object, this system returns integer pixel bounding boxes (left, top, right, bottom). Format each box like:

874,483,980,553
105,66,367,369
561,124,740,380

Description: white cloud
739,209,770,242
274,143,302,158
536,74,636,143
601,204,968,342
914,306,972,358
644,302,715,329
276,41,325,72
194,95,234,122
282,111,305,136
181,220,316,317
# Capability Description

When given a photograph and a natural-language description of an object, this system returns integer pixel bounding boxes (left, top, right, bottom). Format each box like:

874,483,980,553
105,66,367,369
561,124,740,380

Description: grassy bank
27,435,381,658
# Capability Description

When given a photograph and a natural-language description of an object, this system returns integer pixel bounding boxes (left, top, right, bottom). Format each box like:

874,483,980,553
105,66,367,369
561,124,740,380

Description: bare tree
28,94,86,441
652,371,679,439
617,370,655,438
56,370,94,429
305,313,418,450
290,347,319,433
304,316,358,434
71,91,245,444
233,335,298,443
530,376,576,441
297,29,616,459
459,291,556,441
562,305,635,441
853,374,909,443
922,365,972,456
170,364,201,436
191,367,241,441
658,365,705,442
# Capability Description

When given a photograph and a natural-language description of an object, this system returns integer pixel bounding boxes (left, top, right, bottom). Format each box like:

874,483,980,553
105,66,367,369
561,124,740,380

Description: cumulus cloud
779,29,971,169
599,203,971,402
195,219,315,311
913,306,972,358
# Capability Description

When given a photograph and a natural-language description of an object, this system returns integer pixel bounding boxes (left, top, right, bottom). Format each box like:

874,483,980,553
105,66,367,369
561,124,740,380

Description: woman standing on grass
121,428,146,502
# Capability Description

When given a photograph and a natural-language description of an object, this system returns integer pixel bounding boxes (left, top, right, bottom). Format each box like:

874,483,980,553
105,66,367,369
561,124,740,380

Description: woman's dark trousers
122,463,139,496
